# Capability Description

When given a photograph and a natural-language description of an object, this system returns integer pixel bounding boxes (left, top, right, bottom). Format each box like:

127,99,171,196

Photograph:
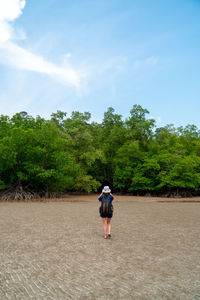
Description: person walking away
98,186,114,239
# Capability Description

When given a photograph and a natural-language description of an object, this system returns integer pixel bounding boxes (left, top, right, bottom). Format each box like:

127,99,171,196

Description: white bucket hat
102,186,111,193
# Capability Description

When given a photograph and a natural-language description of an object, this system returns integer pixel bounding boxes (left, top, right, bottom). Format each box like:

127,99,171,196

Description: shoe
107,234,111,239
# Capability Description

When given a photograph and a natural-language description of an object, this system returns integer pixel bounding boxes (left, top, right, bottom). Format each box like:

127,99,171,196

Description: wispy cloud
0,0,25,42
157,116,162,124
0,0,81,88
149,115,162,126
146,56,158,65
133,56,158,69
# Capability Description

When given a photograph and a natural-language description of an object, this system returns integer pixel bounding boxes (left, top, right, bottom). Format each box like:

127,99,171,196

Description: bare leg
107,218,111,235
102,218,107,238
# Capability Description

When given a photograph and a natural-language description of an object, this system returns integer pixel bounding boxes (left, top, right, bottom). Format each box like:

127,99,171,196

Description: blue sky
0,0,200,128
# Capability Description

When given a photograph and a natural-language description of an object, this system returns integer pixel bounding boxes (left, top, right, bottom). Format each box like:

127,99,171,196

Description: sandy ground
0,195,200,299
29,194,200,202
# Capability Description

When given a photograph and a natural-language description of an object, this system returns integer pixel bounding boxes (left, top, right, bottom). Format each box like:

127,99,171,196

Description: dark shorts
100,213,113,218
99,205,113,218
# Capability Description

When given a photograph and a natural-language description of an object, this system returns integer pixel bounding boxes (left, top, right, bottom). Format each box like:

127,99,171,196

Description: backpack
100,195,113,216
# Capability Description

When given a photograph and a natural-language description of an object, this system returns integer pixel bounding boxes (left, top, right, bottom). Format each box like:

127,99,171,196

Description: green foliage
114,141,142,191
126,104,155,146
1,105,200,196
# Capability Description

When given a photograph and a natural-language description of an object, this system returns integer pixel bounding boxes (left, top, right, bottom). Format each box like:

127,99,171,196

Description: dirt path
0,198,200,299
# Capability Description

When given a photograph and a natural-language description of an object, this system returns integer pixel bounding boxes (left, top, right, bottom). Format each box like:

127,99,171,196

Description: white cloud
0,42,80,87
0,0,81,88
146,56,158,65
157,116,161,124
133,56,158,69
0,0,25,43
64,53,71,59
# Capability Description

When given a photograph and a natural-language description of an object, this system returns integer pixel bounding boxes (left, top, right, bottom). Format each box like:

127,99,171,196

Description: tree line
1,105,200,199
